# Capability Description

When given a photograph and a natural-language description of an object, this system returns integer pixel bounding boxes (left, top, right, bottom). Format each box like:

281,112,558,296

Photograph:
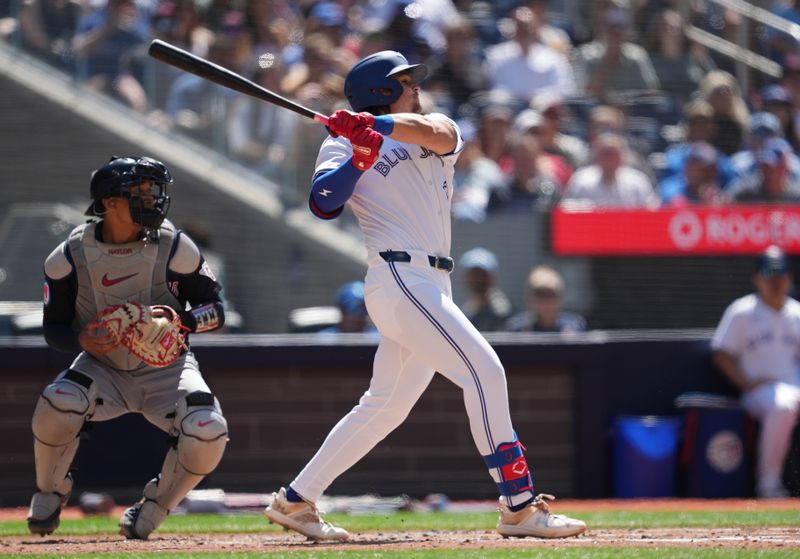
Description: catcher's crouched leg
29,370,97,535
120,391,228,540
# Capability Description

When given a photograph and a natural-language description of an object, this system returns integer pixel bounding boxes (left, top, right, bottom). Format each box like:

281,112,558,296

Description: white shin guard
32,371,96,493
121,392,227,540
152,392,228,510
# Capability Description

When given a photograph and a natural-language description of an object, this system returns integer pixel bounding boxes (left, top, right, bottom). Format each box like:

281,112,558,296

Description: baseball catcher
28,156,229,540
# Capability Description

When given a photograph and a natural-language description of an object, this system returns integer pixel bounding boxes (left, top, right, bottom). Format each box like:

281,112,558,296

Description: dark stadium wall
4,335,797,506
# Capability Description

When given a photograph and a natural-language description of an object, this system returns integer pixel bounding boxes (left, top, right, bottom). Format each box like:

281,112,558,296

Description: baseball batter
265,51,586,540
28,156,229,539
711,245,800,499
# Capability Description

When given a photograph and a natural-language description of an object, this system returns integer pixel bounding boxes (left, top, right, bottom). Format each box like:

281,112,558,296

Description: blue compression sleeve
372,115,394,135
310,160,363,217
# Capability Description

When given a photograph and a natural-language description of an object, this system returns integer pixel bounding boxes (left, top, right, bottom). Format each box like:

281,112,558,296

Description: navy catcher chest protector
344,50,429,112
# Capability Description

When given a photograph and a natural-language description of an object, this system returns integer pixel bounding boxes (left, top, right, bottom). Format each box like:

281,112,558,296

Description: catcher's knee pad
175,391,228,475
32,370,96,493
32,370,97,445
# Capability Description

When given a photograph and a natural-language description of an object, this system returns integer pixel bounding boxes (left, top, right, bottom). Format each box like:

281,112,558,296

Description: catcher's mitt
95,302,189,367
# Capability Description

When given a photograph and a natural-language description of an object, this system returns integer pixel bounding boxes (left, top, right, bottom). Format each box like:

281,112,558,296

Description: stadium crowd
3,0,800,211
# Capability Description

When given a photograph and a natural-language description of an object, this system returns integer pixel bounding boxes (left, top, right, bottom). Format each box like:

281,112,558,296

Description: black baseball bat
147,39,329,126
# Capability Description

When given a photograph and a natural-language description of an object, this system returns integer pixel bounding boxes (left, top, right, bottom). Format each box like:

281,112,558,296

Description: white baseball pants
292,255,526,505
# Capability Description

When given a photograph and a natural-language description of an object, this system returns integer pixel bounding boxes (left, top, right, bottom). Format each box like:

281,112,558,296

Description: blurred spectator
425,18,488,117
483,5,576,104
489,129,564,212
696,70,749,156
452,0,505,46
513,108,573,184
281,32,345,114
18,0,82,68
729,112,800,183
0,0,15,43
360,0,461,61
780,53,800,117
506,265,586,333
561,133,659,208
152,0,214,56
727,138,800,203
368,0,436,65
645,9,715,104
226,56,297,183
530,93,590,169
658,142,724,206
573,1,660,98
585,103,652,181
452,119,505,222
318,281,377,334
245,0,298,60
760,84,800,153
71,0,151,111
305,1,348,46
524,0,572,55
165,34,240,144
663,99,726,179
762,0,800,67
128,0,214,120
478,101,515,177
458,247,513,332
711,245,800,499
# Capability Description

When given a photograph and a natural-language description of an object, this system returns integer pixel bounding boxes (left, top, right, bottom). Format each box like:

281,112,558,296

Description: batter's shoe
27,474,73,536
496,493,586,539
264,487,349,541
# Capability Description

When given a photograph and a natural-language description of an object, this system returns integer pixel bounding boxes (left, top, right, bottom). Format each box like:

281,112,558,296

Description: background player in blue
265,51,586,541
28,156,229,539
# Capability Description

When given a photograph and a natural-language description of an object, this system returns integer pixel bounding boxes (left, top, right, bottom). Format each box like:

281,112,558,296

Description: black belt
379,250,454,272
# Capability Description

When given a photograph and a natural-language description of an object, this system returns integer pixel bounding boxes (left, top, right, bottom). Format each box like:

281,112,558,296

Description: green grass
2,509,799,537
3,510,798,558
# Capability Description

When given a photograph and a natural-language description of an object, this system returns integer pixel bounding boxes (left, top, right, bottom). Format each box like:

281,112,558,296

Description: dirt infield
3,499,799,555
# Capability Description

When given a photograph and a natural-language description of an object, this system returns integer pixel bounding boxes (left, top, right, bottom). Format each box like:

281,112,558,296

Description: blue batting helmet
344,51,428,112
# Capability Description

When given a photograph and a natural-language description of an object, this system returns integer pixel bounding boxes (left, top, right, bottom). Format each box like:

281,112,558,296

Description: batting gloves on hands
350,126,383,170
327,109,375,138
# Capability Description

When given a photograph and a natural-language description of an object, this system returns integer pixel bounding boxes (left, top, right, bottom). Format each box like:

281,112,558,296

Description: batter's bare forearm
386,114,457,155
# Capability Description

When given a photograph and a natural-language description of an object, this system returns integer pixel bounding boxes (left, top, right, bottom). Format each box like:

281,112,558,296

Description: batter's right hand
350,127,383,170
79,320,120,356
327,109,375,139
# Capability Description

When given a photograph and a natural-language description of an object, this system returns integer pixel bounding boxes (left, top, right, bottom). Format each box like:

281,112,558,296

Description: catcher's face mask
87,156,173,229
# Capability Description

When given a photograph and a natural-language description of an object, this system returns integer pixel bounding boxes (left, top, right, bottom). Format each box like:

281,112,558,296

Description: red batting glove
327,109,376,139
350,127,383,170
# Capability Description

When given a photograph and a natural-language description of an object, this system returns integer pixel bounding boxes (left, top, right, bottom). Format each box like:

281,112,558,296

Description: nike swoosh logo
55,388,76,397
197,420,214,427
101,272,138,287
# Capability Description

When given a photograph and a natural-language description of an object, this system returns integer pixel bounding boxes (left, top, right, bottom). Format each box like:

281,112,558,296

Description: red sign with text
552,205,800,255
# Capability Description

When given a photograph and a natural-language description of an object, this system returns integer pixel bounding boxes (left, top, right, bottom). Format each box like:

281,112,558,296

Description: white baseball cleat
496,493,586,539
264,487,350,542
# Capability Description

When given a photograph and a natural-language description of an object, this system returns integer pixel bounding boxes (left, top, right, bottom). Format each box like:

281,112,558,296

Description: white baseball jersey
711,293,800,385
315,113,463,259
292,115,535,509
